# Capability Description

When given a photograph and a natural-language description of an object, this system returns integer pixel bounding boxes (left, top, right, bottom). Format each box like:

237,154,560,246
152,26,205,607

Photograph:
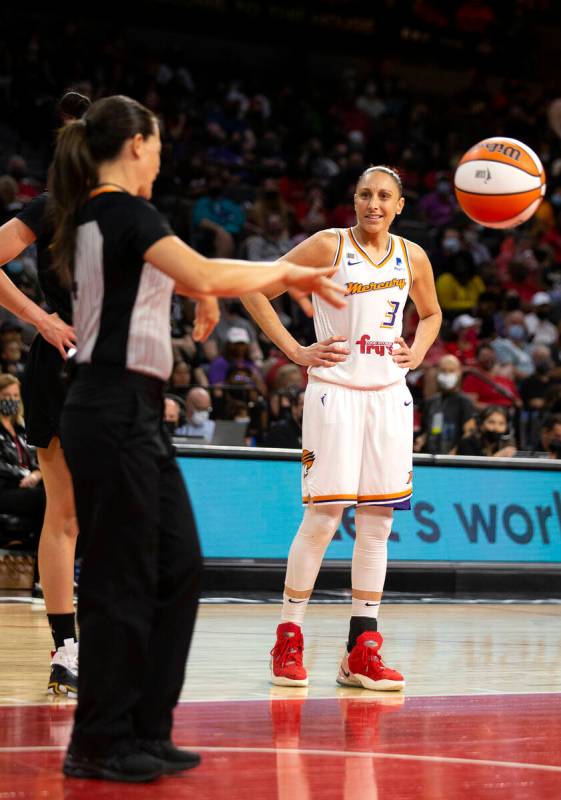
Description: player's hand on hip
193,297,220,342
293,336,350,368
283,264,346,310
392,336,422,370
38,313,76,359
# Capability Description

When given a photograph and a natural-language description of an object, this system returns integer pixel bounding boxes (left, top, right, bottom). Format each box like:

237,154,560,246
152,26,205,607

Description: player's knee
355,506,393,542
298,505,343,547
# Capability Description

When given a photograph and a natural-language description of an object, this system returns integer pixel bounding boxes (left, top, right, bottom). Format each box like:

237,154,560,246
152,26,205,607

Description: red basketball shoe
270,622,308,687
337,631,404,691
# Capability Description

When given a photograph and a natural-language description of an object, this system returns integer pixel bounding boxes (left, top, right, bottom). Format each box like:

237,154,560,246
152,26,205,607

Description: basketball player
0,92,89,696
242,166,442,691
48,94,345,782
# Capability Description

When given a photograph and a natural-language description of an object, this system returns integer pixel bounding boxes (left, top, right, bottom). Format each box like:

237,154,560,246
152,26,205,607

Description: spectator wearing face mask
525,292,558,347
519,345,561,410
491,310,534,380
175,388,216,442
457,405,516,458
0,375,45,535
462,344,521,410
415,355,475,454
436,250,485,317
163,395,187,437
463,223,492,268
526,413,561,459
418,174,458,227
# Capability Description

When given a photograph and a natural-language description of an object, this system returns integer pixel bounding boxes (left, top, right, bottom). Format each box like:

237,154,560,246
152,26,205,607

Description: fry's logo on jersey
355,336,394,356
345,278,406,295
302,449,315,476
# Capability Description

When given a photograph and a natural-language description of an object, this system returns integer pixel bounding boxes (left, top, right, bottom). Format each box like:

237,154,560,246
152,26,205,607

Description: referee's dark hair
49,95,157,287
58,90,91,123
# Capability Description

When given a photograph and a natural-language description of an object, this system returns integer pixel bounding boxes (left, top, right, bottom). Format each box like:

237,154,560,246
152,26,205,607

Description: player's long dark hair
49,95,156,287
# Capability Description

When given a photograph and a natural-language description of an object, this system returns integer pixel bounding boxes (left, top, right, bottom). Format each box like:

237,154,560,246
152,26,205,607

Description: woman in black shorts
0,93,87,694
49,94,344,783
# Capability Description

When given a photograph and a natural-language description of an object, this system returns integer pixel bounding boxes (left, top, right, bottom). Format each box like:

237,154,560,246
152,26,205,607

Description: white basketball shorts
301,378,413,509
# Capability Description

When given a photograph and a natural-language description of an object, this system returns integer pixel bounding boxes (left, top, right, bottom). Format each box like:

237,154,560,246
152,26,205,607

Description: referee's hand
193,297,220,342
37,313,76,358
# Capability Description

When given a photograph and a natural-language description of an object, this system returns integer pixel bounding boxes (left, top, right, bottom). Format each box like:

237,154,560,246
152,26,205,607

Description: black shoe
31,583,44,604
137,739,201,774
63,747,164,782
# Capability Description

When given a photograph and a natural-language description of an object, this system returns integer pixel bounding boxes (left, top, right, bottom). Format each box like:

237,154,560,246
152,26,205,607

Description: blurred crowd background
2,0,561,459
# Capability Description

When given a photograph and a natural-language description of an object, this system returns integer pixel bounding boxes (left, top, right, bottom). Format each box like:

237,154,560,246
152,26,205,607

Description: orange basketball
454,136,546,229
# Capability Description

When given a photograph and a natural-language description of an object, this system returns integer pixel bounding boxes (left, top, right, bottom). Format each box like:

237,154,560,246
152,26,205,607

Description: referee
49,94,344,783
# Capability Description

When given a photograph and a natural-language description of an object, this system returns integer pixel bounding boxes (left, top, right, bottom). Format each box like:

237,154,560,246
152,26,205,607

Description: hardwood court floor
1,602,561,798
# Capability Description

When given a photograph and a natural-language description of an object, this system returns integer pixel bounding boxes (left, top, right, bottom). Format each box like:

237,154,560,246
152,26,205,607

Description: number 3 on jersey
380,300,400,328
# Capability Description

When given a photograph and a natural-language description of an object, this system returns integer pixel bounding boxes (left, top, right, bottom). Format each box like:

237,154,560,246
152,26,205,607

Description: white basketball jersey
309,228,413,389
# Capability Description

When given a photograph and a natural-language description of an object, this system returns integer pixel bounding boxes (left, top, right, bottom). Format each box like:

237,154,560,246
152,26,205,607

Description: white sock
351,506,393,620
281,505,343,626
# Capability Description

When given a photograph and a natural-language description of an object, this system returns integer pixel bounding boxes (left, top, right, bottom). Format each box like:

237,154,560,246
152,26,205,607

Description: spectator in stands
247,176,290,235
463,223,492,268
0,176,23,226
163,395,184,437
519,345,560,410
208,327,266,394
456,0,495,35
418,173,458,227
501,259,541,305
6,155,39,203
264,388,304,449
0,339,26,377
525,291,558,346
457,405,516,457
175,387,215,442
192,172,245,257
429,227,462,275
171,332,210,388
0,375,44,535
462,344,521,410
209,300,261,357
356,80,387,120
169,359,192,393
293,183,328,236
243,212,292,262
476,290,501,340
444,314,480,364
534,414,561,459
491,310,534,380
436,250,485,317
415,355,476,454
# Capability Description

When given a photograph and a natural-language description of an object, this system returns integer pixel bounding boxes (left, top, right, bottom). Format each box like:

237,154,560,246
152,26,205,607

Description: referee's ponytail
49,95,157,287
50,119,96,287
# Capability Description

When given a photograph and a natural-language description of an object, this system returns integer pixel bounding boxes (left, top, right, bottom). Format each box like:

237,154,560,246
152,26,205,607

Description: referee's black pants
61,366,203,756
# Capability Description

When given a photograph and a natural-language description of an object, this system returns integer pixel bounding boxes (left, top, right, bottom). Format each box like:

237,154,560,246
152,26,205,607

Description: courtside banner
176,453,561,564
